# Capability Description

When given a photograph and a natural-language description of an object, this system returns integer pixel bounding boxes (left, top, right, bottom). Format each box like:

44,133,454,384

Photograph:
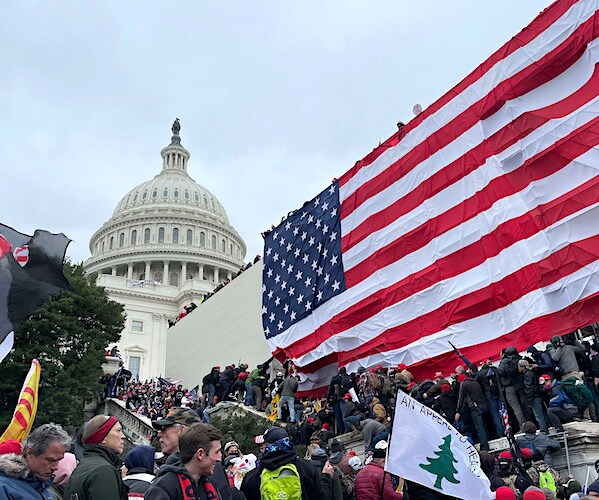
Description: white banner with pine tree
386,392,494,499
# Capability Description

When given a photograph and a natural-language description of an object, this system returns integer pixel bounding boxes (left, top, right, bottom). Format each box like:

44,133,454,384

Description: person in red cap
0,439,22,456
64,415,128,499
495,485,517,499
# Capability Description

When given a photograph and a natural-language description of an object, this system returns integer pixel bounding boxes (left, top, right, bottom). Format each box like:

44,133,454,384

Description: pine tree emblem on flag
387,392,493,499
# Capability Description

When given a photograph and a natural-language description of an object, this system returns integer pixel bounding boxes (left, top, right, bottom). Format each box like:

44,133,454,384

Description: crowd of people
0,407,598,499
5,331,598,498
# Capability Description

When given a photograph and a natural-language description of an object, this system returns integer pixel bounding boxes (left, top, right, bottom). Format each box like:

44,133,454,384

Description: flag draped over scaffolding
262,0,599,394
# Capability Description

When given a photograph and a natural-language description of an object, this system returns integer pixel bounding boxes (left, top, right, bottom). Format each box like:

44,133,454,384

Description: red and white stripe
269,0,599,395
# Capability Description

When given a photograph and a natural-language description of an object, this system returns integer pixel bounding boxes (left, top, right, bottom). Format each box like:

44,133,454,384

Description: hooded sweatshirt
0,452,55,499
145,463,221,500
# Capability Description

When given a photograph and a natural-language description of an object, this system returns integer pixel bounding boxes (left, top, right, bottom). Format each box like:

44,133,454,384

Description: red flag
263,0,599,395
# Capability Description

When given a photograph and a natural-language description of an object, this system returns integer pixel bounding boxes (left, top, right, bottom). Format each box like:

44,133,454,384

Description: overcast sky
1,1,549,264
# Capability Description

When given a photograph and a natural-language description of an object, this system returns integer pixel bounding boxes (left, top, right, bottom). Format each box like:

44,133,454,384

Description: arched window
154,272,163,282
186,229,193,245
230,243,233,254
158,227,165,244
131,230,137,246
172,228,179,244
102,241,105,252
211,235,217,249
144,228,150,244
119,233,125,247
109,236,114,250
169,272,179,287
199,232,205,247
221,239,226,252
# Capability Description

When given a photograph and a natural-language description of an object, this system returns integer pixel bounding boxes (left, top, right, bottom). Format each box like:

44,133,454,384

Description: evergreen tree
419,434,460,490
0,262,124,431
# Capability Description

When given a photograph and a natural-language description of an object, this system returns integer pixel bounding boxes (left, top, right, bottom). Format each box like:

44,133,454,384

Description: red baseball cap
457,373,467,383
398,363,407,371
521,448,533,459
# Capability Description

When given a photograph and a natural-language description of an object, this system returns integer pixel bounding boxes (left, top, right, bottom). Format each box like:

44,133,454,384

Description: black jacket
145,463,222,500
497,347,520,386
456,378,487,412
241,448,332,500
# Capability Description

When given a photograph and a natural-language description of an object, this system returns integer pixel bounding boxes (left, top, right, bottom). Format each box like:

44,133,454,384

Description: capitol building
84,121,246,380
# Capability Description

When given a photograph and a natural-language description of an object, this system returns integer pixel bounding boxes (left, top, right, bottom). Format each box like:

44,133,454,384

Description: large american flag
263,0,599,395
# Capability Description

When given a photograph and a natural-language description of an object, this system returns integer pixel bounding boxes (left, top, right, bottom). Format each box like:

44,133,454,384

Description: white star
322,202,329,211
262,305,267,314
273,252,279,262
330,232,337,241
262,284,267,292
293,227,299,236
295,270,303,281
316,266,323,276
308,236,315,246
266,247,272,256
307,214,314,223
267,268,273,278
301,231,307,241
305,301,312,311
285,221,292,230
286,243,293,252
329,185,335,195
284,303,289,313
275,296,281,306
317,290,323,301
322,224,329,234
330,255,338,266
280,237,285,247
269,312,275,322
324,273,330,284
322,248,328,259
302,253,309,263
297,294,304,304
288,286,295,296
273,231,278,241
314,197,320,206
301,211,307,219
311,260,318,270
287,264,294,274
275,274,281,283
332,280,341,291
268,290,274,300
281,281,287,290
305,276,312,287
331,207,337,217
277,320,284,330
281,259,286,268
315,219,322,228
264,326,270,335
290,311,297,321
294,248,300,258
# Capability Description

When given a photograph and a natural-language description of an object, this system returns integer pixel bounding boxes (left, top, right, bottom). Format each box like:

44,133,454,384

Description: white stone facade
84,123,246,380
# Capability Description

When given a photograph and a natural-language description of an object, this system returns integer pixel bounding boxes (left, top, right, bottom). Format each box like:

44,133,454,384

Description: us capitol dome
84,120,246,380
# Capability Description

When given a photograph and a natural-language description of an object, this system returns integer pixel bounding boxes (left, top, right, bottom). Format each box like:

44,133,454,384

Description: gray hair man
0,423,71,499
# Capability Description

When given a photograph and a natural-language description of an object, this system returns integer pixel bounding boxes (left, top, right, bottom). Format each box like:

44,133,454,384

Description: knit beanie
522,488,546,500
0,439,22,455
53,452,77,486
495,486,516,500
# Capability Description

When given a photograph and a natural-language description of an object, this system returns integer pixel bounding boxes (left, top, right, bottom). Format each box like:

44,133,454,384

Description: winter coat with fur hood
0,452,55,499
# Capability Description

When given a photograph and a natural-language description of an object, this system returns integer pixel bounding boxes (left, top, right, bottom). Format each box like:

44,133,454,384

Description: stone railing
104,399,153,446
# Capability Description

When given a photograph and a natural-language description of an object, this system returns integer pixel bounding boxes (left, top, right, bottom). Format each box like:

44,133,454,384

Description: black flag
0,223,70,362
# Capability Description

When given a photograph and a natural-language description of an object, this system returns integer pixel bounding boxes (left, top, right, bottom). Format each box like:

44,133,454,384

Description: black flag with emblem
0,223,70,362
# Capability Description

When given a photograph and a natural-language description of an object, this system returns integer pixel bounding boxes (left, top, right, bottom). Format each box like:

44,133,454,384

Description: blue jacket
0,452,55,499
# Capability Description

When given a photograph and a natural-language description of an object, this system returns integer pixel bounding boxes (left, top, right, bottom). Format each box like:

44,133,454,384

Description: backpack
260,463,302,500
560,376,593,411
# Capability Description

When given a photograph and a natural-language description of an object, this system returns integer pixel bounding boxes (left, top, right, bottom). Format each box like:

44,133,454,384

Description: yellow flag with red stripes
0,359,41,443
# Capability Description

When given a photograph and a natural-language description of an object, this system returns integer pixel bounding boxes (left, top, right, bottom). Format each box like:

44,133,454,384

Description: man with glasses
153,407,203,462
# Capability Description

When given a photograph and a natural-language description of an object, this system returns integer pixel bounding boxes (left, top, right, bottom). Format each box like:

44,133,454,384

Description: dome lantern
160,118,191,174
